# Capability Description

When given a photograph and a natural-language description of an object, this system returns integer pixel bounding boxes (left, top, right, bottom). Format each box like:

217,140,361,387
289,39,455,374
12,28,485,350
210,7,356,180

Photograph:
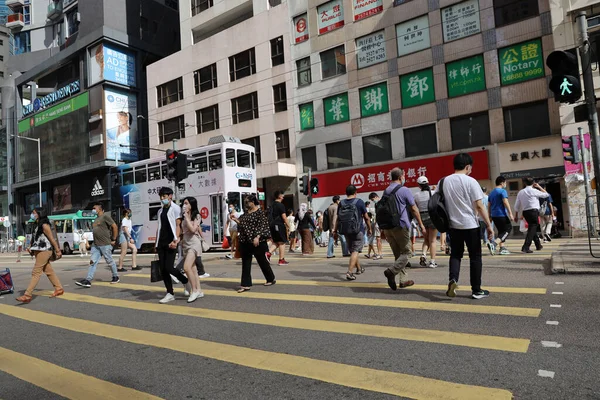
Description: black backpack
322,208,330,232
266,205,275,227
376,186,402,230
337,199,361,235
427,178,450,233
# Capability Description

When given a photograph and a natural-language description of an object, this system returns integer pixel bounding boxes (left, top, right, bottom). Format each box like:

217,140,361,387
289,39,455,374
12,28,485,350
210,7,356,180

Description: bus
25,210,97,254
112,136,257,253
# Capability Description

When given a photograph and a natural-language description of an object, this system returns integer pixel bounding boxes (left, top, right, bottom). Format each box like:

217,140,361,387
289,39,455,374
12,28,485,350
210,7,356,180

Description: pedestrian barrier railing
584,195,600,258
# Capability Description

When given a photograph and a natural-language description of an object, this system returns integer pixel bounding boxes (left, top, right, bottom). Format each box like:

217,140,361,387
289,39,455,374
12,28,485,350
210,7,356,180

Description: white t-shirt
121,218,132,235
228,211,240,231
413,190,432,212
438,173,483,230
287,215,297,232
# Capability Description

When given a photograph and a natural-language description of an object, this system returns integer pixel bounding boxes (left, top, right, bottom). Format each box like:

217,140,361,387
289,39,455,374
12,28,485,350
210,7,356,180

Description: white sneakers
159,293,175,304
199,273,210,278
161,291,205,304
187,291,205,303
170,275,180,284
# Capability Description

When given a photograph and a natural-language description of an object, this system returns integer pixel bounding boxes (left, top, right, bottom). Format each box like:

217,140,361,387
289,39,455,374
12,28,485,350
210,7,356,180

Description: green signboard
299,102,314,130
446,54,485,98
324,92,350,126
498,38,544,86
400,68,435,108
18,92,89,133
359,82,389,118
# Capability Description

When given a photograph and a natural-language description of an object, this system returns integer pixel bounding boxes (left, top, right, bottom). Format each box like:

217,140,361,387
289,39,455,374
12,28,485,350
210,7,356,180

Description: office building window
196,105,219,133
157,77,184,107
297,57,311,86
192,0,213,16
12,31,30,55
66,8,79,36
451,112,491,150
270,36,284,66
404,124,438,158
229,48,256,82
231,92,259,124
302,147,317,172
23,3,31,25
494,0,539,27
165,0,178,10
158,116,185,144
276,130,290,159
242,136,261,163
504,101,550,142
320,45,346,79
326,140,352,169
0,55,3,61
194,63,217,94
363,133,392,164
273,83,287,112
269,0,282,7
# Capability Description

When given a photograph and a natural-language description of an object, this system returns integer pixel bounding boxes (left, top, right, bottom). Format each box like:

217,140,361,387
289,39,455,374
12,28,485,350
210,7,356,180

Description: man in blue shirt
488,176,514,255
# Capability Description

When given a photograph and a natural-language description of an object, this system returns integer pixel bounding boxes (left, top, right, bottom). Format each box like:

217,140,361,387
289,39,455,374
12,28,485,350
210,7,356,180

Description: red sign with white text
353,0,383,21
312,150,489,198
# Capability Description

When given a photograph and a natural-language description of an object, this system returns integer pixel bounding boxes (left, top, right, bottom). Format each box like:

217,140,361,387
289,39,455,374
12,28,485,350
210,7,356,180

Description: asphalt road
0,239,598,399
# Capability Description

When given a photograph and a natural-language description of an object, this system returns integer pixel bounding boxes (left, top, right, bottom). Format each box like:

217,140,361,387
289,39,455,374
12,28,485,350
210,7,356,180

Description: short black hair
273,190,283,200
246,194,260,206
287,208,294,215
365,201,371,207
159,187,173,196
524,177,534,186
369,192,378,200
495,176,506,186
92,202,104,210
391,168,404,181
453,153,473,170
346,185,357,196
332,195,340,203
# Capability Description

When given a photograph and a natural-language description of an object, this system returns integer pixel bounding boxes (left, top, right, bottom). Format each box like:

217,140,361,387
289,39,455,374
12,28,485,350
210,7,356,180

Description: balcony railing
6,13,24,29
47,1,63,20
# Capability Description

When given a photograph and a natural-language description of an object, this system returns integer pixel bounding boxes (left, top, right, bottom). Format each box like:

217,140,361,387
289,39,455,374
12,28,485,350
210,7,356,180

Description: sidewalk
548,238,600,275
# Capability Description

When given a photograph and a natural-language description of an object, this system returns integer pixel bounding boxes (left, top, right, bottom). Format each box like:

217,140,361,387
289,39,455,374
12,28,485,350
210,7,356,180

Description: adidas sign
91,180,105,196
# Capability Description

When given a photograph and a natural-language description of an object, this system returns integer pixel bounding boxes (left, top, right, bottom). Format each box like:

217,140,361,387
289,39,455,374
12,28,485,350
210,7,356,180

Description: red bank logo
350,173,365,189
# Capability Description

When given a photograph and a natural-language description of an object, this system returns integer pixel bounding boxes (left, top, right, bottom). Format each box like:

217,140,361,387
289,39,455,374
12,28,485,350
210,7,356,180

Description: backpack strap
390,185,402,196
439,178,445,200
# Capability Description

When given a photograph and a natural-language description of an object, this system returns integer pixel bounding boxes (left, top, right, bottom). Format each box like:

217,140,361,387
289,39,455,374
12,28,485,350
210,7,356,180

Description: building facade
147,0,298,210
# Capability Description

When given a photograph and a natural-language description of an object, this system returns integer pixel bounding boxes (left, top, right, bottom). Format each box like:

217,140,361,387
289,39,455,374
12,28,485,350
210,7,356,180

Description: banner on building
53,184,72,212
353,0,383,21
396,15,430,57
299,103,314,131
90,43,137,87
498,39,544,86
293,13,309,44
105,88,138,162
441,0,480,42
356,30,386,69
317,0,344,35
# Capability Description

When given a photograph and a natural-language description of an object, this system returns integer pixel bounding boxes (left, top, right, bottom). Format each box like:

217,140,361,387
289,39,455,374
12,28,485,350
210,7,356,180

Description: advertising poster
446,54,486,97
353,0,383,21
105,88,138,162
293,13,309,44
52,184,72,212
396,15,430,57
356,30,386,69
441,0,480,43
318,0,344,35
498,39,544,86
90,43,137,87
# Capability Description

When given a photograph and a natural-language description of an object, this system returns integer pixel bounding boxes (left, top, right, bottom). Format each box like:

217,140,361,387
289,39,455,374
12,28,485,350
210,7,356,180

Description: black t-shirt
272,201,286,225
158,206,174,246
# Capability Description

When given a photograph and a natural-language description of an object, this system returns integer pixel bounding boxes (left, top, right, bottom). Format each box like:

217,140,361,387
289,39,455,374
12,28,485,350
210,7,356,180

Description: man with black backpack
379,168,425,291
332,185,371,280
325,196,349,258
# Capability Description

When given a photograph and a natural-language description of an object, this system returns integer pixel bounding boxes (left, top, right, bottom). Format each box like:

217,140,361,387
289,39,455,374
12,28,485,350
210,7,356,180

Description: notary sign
356,30,386,69
318,0,344,35
293,13,309,44
353,0,383,21
441,0,480,43
498,39,544,86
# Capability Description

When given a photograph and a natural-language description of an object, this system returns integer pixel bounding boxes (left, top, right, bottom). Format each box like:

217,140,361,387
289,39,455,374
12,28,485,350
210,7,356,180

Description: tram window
65,220,73,234
252,152,256,169
122,169,134,185
238,179,252,188
54,220,65,233
237,150,251,168
135,167,147,183
209,150,222,170
148,163,161,181
149,202,162,221
227,192,241,212
194,152,208,172
226,149,236,167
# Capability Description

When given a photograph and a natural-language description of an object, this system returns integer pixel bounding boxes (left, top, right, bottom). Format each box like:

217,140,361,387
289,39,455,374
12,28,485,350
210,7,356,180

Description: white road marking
555,282,564,285
550,304,562,308
552,292,563,295
546,321,559,325
538,370,555,379
541,341,562,348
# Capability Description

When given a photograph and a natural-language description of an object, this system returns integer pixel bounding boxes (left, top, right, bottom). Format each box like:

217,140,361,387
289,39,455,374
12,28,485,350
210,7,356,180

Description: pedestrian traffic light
298,175,309,196
165,149,178,182
546,50,582,104
310,178,319,195
562,135,581,164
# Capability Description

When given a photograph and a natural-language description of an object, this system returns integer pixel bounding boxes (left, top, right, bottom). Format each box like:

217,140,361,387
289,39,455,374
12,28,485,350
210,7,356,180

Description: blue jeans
86,244,118,281
327,233,348,257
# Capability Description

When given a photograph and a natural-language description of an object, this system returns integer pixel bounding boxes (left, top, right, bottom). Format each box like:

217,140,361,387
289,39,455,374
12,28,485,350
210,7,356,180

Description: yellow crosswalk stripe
94,282,541,317
125,275,547,294
40,291,530,353
0,345,163,400
0,305,513,399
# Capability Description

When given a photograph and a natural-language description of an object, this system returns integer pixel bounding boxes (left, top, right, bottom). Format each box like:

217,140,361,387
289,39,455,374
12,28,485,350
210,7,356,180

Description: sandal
346,273,356,281
50,288,64,298
237,287,251,293
16,294,32,303
264,281,276,286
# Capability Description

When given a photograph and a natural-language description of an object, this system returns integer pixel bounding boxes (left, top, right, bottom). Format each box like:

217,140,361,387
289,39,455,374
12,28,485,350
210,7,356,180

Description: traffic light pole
172,139,179,203
307,168,312,210
579,127,595,234
577,12,600,223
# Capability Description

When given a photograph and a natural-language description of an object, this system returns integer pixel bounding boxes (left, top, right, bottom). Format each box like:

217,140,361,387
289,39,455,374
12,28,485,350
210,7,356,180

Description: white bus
113,136,257,252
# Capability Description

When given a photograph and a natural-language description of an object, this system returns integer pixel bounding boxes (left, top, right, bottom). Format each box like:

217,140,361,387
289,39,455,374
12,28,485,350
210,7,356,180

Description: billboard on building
317,0,344,35
441,0,480,42
90,43,137,87
105,88,138,162
53,184,72,212
293,13,309,44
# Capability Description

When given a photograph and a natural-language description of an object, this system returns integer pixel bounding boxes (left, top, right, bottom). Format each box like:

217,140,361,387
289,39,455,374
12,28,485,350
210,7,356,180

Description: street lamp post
12,135,42,207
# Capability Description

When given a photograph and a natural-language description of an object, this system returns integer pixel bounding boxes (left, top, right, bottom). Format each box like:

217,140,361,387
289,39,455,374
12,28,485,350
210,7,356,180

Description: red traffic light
167,149,178,160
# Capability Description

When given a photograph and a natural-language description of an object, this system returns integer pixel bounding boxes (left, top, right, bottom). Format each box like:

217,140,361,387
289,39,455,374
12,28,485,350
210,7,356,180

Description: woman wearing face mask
236,194,275,293
295,204,316,255
17,207,63,303
117,209,139,272
180,197,204,302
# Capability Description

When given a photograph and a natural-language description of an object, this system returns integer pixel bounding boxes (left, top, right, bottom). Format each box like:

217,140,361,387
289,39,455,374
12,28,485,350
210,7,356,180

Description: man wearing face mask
488,176,514,255
76,202,120,288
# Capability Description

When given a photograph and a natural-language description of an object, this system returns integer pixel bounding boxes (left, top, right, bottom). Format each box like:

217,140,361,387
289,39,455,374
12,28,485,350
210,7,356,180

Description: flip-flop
264,280,276,286
237,287,251,293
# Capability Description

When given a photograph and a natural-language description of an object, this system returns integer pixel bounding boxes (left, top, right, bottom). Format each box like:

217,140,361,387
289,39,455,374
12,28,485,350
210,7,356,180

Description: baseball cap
417,176,429,185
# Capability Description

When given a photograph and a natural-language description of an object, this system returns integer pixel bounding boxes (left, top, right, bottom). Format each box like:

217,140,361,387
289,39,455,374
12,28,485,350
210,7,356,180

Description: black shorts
270,223,287,243
492,216,512,242
288,231,296,240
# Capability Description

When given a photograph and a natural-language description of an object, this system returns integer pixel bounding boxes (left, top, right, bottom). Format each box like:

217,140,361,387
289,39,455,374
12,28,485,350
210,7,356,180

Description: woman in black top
295,203,316,255
236,194,276,293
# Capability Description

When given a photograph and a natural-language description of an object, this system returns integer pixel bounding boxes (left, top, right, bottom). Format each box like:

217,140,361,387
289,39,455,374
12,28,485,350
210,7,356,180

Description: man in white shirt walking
514,178,550,253
438,153,493,300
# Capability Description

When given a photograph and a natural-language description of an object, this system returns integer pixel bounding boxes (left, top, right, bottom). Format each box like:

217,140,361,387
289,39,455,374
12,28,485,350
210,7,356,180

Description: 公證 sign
353,0,383,21
293,13,309,44
318,0,344,35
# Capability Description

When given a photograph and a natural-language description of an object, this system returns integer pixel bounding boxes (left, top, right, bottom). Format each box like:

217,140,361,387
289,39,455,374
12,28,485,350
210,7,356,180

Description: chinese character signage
400,68,435,108
318,0,344,35
299,102,314,131
311,150,489,197
360,82,389,118
441,0,480,43
105,88,138,162
356,30,386,69
396,15,430,57
90,43,137,87
293,13,309,44
324,93,350,125
353,0,383,21
498,39,544,86
446,54,485,98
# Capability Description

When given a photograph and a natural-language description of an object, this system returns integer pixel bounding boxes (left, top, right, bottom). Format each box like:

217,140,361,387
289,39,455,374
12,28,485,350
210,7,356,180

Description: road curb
548,253,600,275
